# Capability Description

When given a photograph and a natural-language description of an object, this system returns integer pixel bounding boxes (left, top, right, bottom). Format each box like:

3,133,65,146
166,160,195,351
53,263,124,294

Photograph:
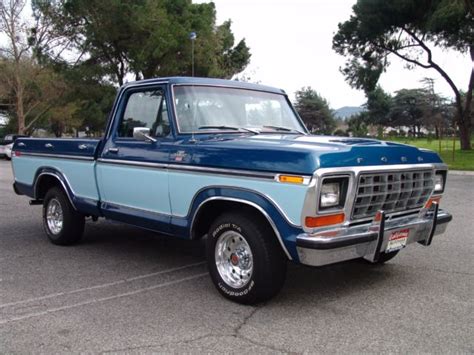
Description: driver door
97,85,173,233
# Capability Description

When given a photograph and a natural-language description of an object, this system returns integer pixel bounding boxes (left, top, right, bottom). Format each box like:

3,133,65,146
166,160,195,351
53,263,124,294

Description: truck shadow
80,219,397,304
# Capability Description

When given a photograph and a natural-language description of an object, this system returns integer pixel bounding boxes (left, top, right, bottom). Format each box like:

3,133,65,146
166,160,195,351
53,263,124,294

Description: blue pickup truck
11,77,452,304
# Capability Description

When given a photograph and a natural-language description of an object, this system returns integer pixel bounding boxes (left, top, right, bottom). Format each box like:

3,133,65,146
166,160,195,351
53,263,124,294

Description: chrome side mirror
133,127,157,143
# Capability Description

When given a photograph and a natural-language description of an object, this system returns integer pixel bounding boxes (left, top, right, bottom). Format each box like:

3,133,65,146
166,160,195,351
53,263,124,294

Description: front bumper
296,205,452,266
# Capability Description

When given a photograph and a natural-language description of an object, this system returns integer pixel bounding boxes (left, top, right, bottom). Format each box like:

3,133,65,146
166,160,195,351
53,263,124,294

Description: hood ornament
356,157,364,164
401,156,407,162
381,156,388,163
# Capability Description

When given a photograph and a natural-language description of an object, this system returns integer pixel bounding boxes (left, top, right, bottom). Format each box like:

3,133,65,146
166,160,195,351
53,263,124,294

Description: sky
1,0,471,110
195,0,472,109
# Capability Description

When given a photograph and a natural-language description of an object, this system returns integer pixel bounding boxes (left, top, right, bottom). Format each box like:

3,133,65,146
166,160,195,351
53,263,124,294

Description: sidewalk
449,170,474,176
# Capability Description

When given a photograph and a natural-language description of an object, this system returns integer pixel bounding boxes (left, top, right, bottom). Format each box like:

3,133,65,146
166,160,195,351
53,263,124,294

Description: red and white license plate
386,229,410,252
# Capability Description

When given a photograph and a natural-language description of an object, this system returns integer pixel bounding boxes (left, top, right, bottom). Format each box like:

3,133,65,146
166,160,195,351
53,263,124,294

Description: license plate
386,229,409,252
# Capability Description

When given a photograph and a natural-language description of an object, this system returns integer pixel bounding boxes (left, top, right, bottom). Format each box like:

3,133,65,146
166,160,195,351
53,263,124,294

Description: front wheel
43,187,85,245
206,212,287,305
366,250,400,264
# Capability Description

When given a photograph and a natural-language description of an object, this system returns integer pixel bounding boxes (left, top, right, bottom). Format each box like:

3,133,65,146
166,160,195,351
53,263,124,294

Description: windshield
173,86,306,134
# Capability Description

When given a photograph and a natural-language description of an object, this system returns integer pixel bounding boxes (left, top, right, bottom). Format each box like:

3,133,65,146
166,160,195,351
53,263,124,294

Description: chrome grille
351,169,434,220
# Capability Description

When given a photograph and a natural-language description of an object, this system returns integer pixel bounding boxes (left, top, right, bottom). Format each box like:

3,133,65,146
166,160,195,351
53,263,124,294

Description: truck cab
11,77,452,304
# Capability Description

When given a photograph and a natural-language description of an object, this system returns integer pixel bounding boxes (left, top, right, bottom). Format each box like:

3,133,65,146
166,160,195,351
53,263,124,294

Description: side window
118,89,171,138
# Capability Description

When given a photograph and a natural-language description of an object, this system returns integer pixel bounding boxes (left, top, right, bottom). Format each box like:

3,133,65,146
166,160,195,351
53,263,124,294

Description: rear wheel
206,212,287,304
42,187,85,245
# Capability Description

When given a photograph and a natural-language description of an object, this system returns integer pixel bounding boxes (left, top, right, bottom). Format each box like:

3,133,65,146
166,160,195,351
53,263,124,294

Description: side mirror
133,127,157,143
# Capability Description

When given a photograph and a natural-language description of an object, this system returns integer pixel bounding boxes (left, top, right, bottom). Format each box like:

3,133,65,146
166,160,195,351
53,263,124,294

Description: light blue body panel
96,163,171,215
13,156,99,201
10,77,448,264
168,170,307,226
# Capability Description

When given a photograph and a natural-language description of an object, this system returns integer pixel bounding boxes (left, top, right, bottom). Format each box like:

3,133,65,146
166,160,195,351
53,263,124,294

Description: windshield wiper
197,126,259,134
263,125,305,134
198,125,240,131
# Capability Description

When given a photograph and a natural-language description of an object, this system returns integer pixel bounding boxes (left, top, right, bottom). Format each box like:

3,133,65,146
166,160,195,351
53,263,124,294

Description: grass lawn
384,137,474,171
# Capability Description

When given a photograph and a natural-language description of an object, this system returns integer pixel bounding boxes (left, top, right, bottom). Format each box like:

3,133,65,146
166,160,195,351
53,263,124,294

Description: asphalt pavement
0,160,473,353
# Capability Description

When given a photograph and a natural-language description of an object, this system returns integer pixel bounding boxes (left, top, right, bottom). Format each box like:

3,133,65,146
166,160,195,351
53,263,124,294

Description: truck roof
123,76,286,95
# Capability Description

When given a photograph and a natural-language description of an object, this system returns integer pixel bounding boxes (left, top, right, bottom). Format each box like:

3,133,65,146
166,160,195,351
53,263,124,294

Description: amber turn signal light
305,213,345,228
278,175,304,184
425,196,441,209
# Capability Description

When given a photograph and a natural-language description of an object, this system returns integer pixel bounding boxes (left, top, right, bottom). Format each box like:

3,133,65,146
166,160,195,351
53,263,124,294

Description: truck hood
185,134,443,175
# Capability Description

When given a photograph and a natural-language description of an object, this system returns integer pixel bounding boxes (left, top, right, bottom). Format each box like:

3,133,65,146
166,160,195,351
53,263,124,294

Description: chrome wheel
46,198,63,235
215,230,254,288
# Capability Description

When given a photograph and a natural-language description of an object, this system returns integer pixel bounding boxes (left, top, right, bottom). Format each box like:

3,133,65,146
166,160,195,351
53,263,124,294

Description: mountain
334,106,365,120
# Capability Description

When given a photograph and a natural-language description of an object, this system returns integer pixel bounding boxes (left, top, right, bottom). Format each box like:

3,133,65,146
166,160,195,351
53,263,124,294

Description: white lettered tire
206,212,287,304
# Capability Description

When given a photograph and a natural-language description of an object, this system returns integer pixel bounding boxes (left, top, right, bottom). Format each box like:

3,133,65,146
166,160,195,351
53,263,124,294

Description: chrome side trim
173,184,300,227
101,200,172,216
93,181,300,228
191,196,292,260
97,158,167,169
20,152,94,161
167,164,278,180
97,158,292,181
34,172,77,211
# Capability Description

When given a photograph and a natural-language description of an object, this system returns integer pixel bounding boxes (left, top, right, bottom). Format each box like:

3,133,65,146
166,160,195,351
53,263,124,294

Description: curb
449,170,474,176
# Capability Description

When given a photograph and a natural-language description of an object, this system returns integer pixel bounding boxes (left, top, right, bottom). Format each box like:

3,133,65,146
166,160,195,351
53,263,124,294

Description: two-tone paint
11,77,446,262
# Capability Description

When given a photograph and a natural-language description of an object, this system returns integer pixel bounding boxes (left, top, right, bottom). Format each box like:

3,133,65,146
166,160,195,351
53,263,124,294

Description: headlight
319,177,348,209
434,173,445,192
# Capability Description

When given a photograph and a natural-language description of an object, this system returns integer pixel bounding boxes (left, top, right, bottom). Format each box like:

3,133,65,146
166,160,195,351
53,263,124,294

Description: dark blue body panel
11,76,446,264
14,138,101,158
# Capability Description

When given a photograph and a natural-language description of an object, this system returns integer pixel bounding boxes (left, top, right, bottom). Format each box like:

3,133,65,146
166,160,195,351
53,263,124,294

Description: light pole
189,32,197,77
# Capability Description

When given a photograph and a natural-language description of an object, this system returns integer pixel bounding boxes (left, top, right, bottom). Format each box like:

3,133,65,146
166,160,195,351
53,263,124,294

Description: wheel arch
190,196,292,260
34,168,77,210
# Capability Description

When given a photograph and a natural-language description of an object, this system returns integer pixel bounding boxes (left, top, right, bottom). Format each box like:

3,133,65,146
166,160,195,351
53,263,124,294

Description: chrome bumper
296,205,452,267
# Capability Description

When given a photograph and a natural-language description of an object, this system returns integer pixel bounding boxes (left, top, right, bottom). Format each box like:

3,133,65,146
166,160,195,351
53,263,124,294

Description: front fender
171,186,304,260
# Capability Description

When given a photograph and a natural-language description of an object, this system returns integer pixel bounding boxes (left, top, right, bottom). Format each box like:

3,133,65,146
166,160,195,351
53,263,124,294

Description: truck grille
351,170,434,220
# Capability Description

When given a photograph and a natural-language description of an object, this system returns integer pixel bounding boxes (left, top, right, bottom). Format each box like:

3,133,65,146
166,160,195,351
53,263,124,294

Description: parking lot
0,159,473,353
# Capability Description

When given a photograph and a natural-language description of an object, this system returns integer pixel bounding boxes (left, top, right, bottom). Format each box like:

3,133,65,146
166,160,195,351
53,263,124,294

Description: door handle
108,148,119,153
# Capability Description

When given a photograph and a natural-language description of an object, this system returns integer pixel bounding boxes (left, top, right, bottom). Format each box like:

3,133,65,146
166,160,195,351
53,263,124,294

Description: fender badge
174,150,187,162
381,156,388,163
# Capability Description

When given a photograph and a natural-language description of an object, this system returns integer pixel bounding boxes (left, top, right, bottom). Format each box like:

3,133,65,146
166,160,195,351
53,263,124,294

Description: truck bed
12,137,102,215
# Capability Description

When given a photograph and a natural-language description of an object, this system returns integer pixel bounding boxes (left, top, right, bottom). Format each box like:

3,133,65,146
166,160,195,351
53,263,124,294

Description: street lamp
189,32,197,77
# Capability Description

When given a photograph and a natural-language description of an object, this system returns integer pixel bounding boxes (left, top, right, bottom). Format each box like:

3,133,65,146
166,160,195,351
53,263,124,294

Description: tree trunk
459,114,471,150
16,76,25,135
457,45,474,150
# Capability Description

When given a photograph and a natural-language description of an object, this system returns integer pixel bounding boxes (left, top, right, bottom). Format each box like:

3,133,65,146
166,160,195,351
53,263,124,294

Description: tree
420,78,452,138
0,56,73,134
365,86,392,127
333,0,474,150
294,87,336,134
0,0,30,134
34,0,251,84
389,89,429,136
0,0,72,134
347,112,369,137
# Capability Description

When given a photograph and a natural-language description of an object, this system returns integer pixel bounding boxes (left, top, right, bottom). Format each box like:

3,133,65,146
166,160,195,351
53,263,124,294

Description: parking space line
0,261,206,309
0,272,208,325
